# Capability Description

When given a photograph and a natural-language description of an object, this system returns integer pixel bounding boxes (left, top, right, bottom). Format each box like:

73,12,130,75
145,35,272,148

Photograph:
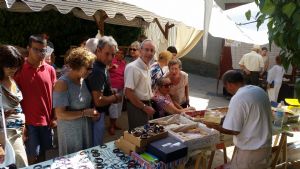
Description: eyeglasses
31,47,47,54
129,48,137,52
87,67,93,71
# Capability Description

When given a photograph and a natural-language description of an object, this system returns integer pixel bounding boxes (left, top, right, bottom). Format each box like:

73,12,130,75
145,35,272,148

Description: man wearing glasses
124,39,156,130
86,36,122,146
15,34,57,164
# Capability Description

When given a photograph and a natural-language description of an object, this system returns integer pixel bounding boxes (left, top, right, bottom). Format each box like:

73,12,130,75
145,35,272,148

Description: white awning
1,0,178,27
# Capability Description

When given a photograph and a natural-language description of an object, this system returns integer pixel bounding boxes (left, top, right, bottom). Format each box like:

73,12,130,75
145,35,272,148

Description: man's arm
206,123,240,135
91,90,120,107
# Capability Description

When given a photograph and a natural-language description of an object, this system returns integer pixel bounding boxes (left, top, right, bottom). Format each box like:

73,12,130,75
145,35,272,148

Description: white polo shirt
223,85,272,150
124,57,153,100
239,51,264,71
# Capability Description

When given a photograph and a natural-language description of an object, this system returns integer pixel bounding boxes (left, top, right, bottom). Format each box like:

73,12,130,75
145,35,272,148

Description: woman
267,55,285,102
124,41,140,63
53,47,100,156
150,51,172,89
0,45,28,167
108,48,126,135
152,77,195,117
165,59,190,108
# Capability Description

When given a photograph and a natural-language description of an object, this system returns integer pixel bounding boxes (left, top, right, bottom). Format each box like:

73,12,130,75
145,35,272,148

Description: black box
146,136,188,163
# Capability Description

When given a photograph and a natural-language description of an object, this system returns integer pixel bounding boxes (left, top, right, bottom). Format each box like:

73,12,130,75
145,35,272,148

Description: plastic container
274,109,284,129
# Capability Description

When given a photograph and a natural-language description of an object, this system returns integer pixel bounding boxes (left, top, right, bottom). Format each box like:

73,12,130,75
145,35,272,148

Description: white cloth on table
223,85,272,150
239,51,264,71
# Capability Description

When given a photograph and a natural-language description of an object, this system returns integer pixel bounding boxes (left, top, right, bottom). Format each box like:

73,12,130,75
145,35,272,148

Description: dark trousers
127,101,150,130
244,71,260,86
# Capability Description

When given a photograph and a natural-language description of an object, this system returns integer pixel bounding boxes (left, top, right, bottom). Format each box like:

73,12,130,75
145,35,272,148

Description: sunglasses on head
129,48,137,52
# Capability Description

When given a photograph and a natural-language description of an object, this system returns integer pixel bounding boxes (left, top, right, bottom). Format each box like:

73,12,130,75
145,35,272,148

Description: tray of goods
183,110,206,122
168,123,220,151
150,114,197,130
124,123,168,148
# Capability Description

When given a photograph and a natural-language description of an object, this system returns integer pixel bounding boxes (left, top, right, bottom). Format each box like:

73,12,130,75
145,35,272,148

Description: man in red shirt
15,35,56,164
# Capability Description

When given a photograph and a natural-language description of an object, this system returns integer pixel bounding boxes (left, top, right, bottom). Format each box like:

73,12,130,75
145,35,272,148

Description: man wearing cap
15,34,56,164
125,39,156,130
239,45,264,86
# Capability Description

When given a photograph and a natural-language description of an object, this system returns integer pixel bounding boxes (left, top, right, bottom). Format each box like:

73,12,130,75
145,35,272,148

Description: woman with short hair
53,47,100,156
152,77,195,117
165,59,190,108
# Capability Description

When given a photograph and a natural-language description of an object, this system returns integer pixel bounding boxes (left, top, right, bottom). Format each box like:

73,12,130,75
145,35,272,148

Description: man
261,47,269,73
210,70,272,169
167,46,178,59
239,44,264,85
15,35,56,164
86,36,122,146
125,39,155,130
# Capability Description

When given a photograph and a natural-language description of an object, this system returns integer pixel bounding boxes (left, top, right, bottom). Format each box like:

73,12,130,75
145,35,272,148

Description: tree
246,0,300,100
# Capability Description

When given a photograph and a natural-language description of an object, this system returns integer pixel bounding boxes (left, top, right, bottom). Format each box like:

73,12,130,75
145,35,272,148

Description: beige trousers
7,129,28,168
231,147,271,169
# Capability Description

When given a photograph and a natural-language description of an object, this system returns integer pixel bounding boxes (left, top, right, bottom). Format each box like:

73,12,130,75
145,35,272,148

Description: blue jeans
93,114,105,146
25,125,53,157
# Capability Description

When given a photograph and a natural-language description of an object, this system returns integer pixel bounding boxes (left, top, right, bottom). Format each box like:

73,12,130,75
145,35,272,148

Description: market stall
22,102,300,169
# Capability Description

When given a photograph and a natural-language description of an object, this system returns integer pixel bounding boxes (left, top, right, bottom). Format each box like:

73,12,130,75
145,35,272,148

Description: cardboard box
124,131,168,148
131,151,162,169
115,136,144,155
169,123,220,151
150,114,197,130
147,136,188,163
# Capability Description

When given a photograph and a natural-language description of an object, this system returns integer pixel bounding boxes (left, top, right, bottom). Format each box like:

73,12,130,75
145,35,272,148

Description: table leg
202,152,207,169
273,134,280,147
208,151,215,169
282,134,287,169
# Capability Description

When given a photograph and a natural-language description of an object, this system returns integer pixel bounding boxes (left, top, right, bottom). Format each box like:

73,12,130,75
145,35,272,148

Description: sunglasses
129,48,137,52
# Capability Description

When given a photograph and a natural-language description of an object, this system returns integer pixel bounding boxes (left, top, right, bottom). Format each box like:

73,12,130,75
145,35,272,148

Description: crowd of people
239,44,286,102
0,34,193,167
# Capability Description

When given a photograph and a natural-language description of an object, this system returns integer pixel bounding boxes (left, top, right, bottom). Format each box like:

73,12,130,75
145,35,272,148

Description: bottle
274,101,285,129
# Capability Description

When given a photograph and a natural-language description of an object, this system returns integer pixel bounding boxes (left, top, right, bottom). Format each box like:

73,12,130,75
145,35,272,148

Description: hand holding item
83,108,99,118
143,106,155,116
50,119,57,128
244,69,251,75
114,93,122,103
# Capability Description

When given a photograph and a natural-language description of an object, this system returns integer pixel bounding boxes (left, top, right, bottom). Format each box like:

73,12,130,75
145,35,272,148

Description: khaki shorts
231,147,271,169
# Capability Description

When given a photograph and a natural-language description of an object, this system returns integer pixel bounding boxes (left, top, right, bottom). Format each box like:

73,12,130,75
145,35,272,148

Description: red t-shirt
109,58,126,89
15,60,56,126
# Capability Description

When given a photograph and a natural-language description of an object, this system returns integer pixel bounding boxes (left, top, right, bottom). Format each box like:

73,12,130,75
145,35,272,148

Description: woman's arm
163,102,195,114
185,85,190,106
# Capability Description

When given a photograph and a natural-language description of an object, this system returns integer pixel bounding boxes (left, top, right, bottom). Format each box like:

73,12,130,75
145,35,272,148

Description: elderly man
86,36,122,146
239,44,264,86
125,39,156,130
209,70,272,169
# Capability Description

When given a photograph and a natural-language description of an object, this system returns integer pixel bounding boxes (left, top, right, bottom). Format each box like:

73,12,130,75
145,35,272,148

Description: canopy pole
154,18,174,40
93,11,108,36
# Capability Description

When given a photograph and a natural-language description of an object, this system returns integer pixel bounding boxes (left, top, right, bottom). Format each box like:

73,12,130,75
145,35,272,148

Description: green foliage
253,0,300,100
245,10,251,20
0,9,141,67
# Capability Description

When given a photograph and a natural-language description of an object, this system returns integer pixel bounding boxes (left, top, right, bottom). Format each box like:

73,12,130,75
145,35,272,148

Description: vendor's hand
4,109,17,118
143,106,155,116
50,119,57,128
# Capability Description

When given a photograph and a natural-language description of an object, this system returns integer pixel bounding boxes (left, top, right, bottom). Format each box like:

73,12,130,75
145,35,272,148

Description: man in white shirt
239,45,264,86
209,70,272,169
124,39,155,130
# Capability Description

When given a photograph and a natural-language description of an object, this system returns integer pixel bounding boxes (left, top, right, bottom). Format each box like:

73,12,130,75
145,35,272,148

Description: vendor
209,70,272,169
152,77,195,117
